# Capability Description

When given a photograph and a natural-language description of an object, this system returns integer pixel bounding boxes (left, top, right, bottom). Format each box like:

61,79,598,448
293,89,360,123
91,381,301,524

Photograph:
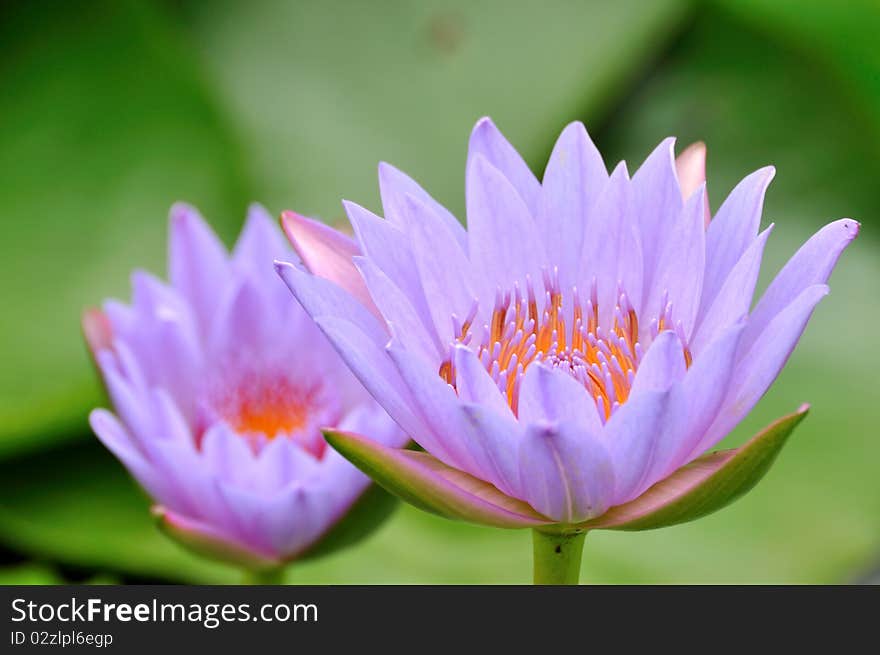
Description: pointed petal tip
168,201,201,225
82,307,113,354
472,115,496,133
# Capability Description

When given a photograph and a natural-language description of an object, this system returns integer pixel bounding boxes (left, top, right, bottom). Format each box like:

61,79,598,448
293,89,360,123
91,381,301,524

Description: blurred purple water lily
85,204,404,573
275,116,857,571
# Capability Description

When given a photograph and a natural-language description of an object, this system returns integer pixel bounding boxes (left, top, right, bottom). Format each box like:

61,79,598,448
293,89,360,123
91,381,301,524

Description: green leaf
0,442,238,584
0,563,64,585
586,406,809,531
324,430,550,529
0,0,251,457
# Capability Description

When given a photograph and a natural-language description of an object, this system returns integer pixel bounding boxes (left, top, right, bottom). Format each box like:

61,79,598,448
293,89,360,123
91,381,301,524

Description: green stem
532,529,586,585
242,567,285,585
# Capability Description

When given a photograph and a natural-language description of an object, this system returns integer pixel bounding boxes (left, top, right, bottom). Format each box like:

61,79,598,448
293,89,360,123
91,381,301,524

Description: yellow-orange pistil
440,269,691,421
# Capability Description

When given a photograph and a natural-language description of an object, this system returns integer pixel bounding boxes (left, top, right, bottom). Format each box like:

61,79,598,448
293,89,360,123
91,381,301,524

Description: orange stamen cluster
440,269,690,421
215,374,314,439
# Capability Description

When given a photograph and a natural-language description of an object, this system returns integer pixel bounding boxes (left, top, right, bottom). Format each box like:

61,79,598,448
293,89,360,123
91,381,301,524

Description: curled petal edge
325,404,808,533
322,430,552,529
583,404,809,530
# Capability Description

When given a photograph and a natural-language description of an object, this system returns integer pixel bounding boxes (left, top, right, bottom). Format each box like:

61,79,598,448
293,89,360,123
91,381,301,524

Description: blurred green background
0,0,877,584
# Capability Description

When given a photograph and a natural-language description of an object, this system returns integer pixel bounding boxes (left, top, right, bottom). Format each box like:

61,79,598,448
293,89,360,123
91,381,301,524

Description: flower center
440,269,690,421
203,363,338,457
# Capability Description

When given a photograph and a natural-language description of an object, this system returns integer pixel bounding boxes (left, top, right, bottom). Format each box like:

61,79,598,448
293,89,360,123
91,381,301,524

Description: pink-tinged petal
632,137,682,292
274,260,388,346
741,218,859,353
400,193,477,343
675,141,710,224
517,362,603,435
604,389,669,505
354,257,440,359
651,322,745,482
540,121,608,292
468,117,542,218
586,405,808,531
466,155,547,304
152,505,280,570
691,226,772,354
311,316,426,449
695,285,829,457
518,421,615,524
700,167,775,317
452,344,511,416
280,210,378,317
344,200,436,339
580,162,643,322
378,161,467,249
324,429,551,528
168,203,230,332
82,308,113,357
629,330,685,396
643,183,706,339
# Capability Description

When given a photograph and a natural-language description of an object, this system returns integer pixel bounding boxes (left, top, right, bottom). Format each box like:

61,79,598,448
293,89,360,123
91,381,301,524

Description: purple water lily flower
84,204,404,574
276,118,857,582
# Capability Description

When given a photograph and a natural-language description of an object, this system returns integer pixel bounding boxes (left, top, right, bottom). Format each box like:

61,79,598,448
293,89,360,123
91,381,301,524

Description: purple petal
466,154,546,305
518,421,615,523
378,161,467,249
344,200,436,339
311,315,426,448
691,225,772,354
386,342,485,476
580,162,643,322
274,260,388,346
629,330,685,396
458,402,523,497
168,203,230,333
209,275,270,354
632,138,683,294
468,117,541,217
354,256,440,359
400,193,476,344
517,362,603,434
90,409,177,507
740,218,859,354
540,121,607,292
700,167,775,317
452,344,511,416
696,284,830,456
233,204,287,272
643,183,706,339
261,484,329,558
604,389,669,505
651,322,745,481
